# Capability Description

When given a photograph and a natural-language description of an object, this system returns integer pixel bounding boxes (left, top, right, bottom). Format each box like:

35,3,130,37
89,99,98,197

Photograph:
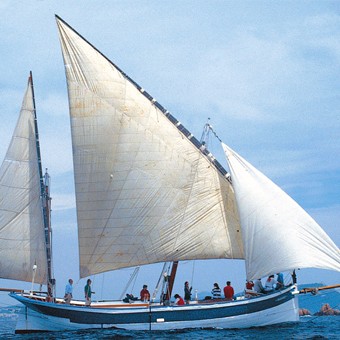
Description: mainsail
56,16,243,278
223,143,340,280
0,75,48,284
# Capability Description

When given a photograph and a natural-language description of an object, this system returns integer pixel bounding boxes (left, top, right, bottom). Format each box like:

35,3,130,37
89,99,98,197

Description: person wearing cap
140,284,150,301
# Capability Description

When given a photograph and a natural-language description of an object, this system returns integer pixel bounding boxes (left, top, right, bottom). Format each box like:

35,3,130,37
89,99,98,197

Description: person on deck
246,280,254,290
253,278,265,293
223,281,234,300
211,283,222,299
84,279,94,306
64,278,73,304
264,275,277,293
291,270,297,284
174,294,185,305
140,284,150,301
184,281,192,304
276,273,284,289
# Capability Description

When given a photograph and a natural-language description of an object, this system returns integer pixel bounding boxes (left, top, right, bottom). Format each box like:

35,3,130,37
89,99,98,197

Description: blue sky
0,1,339,305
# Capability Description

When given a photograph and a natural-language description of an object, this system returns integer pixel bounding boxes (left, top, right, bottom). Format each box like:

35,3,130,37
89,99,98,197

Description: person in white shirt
64,278,73,304
264,275,277,293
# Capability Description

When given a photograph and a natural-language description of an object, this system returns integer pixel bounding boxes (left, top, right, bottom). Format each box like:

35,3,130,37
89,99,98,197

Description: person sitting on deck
246,280,254,290
264,275,277,293
223,281,234,300
140,284,150,301
211,283,222,299
253,278,265,293
174,294,185,305
276,273,284,289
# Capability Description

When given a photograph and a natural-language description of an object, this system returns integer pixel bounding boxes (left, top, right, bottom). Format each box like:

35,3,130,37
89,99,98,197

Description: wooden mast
30,72,55,298
164,261,179,302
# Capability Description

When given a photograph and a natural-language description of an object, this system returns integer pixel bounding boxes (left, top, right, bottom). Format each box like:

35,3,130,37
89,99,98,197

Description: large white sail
222,143,340,280
0,76,48,284
56,17,243,278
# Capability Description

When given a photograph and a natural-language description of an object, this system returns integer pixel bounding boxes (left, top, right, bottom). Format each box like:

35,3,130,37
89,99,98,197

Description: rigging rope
152,262,169,302
119,267,140,300
100,273,105,300
190,261,196,288
200,120,222,144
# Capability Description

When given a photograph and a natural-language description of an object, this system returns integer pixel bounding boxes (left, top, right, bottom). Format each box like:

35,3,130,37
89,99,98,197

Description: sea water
0,317,339,339
0,309,338,340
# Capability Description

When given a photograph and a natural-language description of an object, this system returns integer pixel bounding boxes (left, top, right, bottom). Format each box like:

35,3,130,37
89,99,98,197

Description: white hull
12,286,299,333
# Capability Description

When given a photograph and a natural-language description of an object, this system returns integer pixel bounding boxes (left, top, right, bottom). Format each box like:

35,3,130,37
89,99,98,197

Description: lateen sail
222,143,340,280
56,17,243,278
0,76,48,283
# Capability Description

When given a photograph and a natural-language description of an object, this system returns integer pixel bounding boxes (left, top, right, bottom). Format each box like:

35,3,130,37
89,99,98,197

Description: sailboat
2,15,339,333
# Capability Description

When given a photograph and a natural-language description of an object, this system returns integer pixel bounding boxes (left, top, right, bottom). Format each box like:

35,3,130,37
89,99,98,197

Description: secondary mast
29,72,55,298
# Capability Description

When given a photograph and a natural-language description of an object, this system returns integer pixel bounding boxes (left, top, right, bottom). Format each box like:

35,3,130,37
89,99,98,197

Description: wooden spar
164,261,179,301
299,283,340,294
0,288,50,294
0,288,24,293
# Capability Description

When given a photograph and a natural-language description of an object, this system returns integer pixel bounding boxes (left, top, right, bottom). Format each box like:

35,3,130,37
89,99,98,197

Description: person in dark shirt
84,279,94,306
184,281,192,304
